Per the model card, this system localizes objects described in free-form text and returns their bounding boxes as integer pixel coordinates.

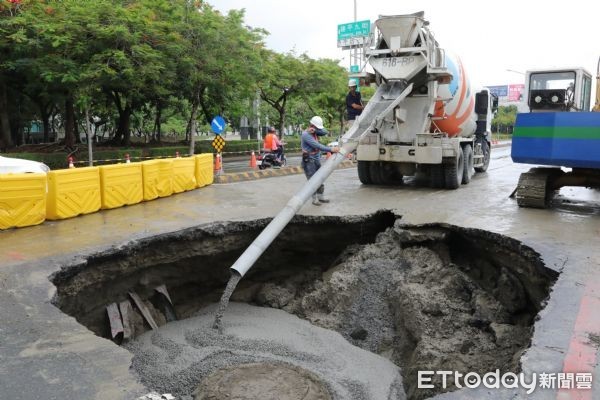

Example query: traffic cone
[175,151,180,158]
[125,153,131,163]
[249,151,257,168]
[214,153,222,172]
[68,156,75,168]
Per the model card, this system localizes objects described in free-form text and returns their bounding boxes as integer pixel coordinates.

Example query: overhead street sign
[337,20,371,48]
[337,20,371,41]
[211,135,225,152]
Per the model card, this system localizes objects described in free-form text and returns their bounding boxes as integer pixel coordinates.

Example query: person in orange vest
[263,126,284,161]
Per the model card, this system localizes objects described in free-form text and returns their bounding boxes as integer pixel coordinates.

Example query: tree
[492,105,517,134]
[176,4,264,148]
[302,58,347,134]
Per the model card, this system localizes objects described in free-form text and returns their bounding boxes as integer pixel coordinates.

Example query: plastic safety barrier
[0,173,47,230]
[46,167,101,220]
[172,157,197,193]
[99,163,143,209]
[195,154,214,187]
[156,159,174,198]
[141,160,160,201]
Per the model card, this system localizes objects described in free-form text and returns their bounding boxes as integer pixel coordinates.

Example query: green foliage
[492,105,518,134]
[9,148,145,169]
[0,0,352,152]
[147,146,190,158]
[195,138,302,154]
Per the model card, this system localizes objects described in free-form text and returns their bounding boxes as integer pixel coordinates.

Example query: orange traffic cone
[68,156,75,168]
[125,153,131,163]
[214,153,222,172]
[249,151,257,168]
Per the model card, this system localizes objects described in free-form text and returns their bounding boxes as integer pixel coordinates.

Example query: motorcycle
[257,149,287,169]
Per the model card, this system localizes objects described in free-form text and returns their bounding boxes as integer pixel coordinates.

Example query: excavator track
[516,168,562,208]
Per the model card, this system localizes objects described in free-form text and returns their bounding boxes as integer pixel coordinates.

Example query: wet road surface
[0,145,599,399]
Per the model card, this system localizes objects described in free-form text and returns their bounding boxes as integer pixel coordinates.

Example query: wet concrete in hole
[195,362,332,400]
[50,212,557,399]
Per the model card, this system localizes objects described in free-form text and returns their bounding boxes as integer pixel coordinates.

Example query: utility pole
[353,0,357,71]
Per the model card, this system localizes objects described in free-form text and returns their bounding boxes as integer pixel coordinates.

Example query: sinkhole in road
[51,211,558,400]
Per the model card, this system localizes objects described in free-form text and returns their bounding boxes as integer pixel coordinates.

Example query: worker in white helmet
[301,116,339,205]
[346,78,364,129]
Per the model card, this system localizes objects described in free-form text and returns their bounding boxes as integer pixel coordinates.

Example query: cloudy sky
[212,0,598,90]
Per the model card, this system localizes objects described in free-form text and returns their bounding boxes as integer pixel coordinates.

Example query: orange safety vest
[263,133,278,151]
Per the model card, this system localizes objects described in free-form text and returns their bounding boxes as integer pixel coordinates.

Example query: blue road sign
[211,115,226,134]
[486,85,508,98]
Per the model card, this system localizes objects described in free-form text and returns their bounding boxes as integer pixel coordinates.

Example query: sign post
[210,116,227,175]
[338,19,371,83]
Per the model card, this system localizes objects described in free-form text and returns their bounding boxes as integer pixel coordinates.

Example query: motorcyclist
[263,126,284,162]
[300,116,339,205]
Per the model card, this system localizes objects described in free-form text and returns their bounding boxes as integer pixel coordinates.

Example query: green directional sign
[337,20,370,41]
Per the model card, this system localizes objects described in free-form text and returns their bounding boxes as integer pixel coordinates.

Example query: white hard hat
[309,116,324,129]
[348,79,357,87]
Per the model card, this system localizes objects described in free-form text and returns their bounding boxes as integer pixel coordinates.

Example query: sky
[212,0,599,90]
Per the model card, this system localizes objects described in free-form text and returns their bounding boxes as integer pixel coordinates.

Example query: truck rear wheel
[430,165,445,188]
[475,139,490,172]
[357,161,372,184]
[462,144,474,184]
[444,147,464,189]
[370,162,384,185]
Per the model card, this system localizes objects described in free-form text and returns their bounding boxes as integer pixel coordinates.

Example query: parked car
[0,156,50,174]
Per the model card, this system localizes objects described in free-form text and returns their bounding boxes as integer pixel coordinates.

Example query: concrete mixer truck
[350,12,498,189]
[220,12,500,289]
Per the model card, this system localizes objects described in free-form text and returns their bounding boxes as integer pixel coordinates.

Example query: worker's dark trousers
[301,158,324,195]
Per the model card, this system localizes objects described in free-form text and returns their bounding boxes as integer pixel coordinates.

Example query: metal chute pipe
[229,145,357,277]
[230,82,413,278]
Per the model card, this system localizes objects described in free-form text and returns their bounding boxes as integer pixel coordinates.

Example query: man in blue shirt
[301,116,339,206]
[346,79,363,128]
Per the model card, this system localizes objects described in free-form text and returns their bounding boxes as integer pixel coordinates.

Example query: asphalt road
[1,144,599,400]
[223,154,302,172]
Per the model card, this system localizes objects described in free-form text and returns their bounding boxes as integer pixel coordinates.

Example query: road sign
[211,115,226,135]
[337,20,370,48]
[211,135,226,152]
[350,65,360,73]
[337,20,370,40]
[486,85,508,98]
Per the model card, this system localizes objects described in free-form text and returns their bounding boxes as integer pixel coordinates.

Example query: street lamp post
[506,69,525,76]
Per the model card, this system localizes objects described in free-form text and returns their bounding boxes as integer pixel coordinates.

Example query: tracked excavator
[511,57,600,208]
